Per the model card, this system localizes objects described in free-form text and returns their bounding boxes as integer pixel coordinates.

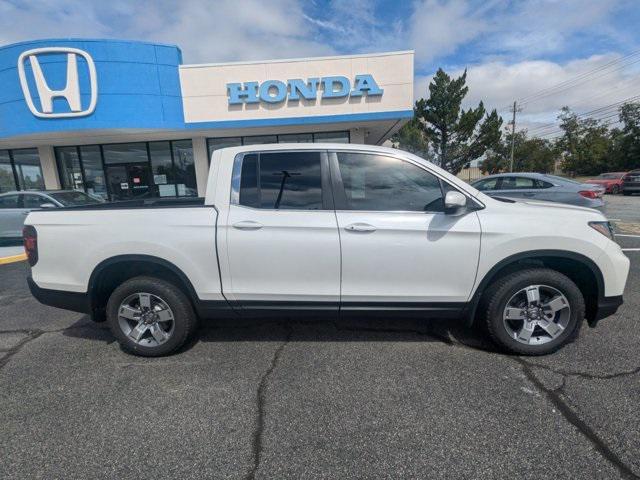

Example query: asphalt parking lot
[1,196,639,479]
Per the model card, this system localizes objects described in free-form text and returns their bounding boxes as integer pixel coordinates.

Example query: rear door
[222,150,340,313]
[330,151,481,311]
[0,194,26,238]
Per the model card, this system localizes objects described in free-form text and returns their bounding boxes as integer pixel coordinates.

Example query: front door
[105,164,152,201]
[0,194,27,238]
[220,150,340,314]
[330,151,481,311]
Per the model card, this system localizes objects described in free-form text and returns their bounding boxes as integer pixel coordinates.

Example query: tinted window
[336,153,445,212]
[238,152,323,210]
[499,177,537,189]
[474,178,499,191]
[49,191,101,206]
[0,194,19,208]
[12,149,44,190]
[22,194,50,208]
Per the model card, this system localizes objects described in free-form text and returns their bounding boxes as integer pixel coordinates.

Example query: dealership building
[0,39,413,200]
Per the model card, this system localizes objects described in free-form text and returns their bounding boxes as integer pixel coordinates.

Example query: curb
[0,253,27,265]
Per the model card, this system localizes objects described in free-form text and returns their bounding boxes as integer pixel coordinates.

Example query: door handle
[523,192,535,197]
[344,223,377,233]
[232,220,263,230]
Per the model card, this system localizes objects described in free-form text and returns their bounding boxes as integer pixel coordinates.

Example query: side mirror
[444,191,467,215]
[39,203,57,209]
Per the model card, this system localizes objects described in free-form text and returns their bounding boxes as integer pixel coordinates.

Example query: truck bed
[55,197,206,211]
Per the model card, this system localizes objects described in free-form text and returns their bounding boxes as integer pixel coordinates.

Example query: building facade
[0,39,413,200]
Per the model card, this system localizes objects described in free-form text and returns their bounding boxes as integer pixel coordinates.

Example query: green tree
[555,107,612,176]
[395,68,503,174]
[390,116,431,160]
[610,103,640,171]
[481,130,555,174]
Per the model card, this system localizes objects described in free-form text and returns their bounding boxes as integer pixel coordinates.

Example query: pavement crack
[514,357,640,480]
[525,361,640,381]
[0,329,44,371]
[246,328,292,480]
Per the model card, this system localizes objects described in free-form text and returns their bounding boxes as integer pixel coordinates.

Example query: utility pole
[509,101,522,172]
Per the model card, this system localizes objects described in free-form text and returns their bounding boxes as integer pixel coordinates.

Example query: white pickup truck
[24,143,629,356]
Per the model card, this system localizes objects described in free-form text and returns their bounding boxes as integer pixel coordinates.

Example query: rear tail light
[23,225,38,266]
[578,190,599,199]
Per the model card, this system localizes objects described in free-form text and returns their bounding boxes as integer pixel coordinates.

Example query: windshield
[49,191,103,206]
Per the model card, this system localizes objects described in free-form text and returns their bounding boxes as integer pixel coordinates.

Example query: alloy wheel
[502,285,571,345]
[117,292,175,347]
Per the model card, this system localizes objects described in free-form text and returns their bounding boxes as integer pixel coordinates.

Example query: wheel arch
[465,250,604,326]
[87,254,200,320]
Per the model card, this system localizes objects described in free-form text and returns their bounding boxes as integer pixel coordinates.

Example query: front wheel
[611,185,620,195]
[106,276,198,356]
[482,268,584,355]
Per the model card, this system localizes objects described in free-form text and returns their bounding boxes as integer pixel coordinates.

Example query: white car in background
[0,190,102,239]
[24,144,629,357]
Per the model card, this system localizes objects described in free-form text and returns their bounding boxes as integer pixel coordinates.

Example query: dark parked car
[584,172,627,194]
[471,173,604,210]
[0,190,103,239]
[622,170,640,196]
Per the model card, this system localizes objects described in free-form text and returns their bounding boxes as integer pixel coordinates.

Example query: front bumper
[27,275,91,314]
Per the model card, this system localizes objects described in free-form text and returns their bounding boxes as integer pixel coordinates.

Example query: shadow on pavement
[62,314,498,354]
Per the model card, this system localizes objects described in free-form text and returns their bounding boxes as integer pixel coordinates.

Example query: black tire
[482,268,584,355]
[611,185,620,195]
[623,191,632,196]
[106,276,198,356]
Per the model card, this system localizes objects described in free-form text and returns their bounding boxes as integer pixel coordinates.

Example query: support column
[192,137,209,197]
[350,127,366,144]
[37,145,60,190]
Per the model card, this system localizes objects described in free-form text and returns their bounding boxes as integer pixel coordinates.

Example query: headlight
[589,221,615,240]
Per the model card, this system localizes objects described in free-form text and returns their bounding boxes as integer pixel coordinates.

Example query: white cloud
[414,54,640,137]
[0,0,334,63]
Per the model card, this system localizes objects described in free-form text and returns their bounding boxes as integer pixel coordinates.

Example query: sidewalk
[0,245,26,264]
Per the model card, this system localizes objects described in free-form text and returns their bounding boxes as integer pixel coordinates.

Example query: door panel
[336,210,481,303]
[225,205,340,304]
[0,194,27,238]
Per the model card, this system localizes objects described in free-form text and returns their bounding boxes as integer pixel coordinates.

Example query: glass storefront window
[149,141,177,197]
[56,146,83,191]
[172,140,197,197]
[80,146,108,200]
[0,151,17,193]
[12,149,44,190]
[313,131,350,143]
[243,135,278,145]
[102,143,148,164]
[207,137,242,159]
[278,133,313,143]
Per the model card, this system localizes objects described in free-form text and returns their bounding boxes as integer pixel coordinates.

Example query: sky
[1,0,639,137]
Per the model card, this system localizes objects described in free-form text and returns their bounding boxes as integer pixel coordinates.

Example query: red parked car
[584,172,627,194]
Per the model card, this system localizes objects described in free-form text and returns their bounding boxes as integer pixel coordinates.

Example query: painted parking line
[616,234,640,238]
[622,248,640,252]
[0,253,27,265]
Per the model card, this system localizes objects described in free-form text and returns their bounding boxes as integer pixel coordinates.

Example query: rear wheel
[106,276,197,356]
[611,185,620,195]
[482,268,584,355]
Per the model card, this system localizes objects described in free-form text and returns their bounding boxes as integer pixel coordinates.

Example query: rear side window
[0,194,19,208]
[335,152,446,212]
[499,177,539,189]
[237,151,324,210]
[22,194,50,208]
[474,178,499,191]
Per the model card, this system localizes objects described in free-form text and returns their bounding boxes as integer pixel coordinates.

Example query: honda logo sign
[17,47,98,118]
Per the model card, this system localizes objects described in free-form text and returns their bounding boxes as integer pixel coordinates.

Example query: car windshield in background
[49,191,102,206]
[598,173,624,179]
[544,174,583,185]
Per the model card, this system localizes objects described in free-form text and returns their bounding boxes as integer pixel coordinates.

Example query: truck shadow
[62,315,498,354]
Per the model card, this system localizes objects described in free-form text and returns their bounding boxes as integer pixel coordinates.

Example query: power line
[517,50,640,105]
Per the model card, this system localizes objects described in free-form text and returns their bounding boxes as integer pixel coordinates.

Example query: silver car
[0,190,103,239]
[471,173,605,210]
